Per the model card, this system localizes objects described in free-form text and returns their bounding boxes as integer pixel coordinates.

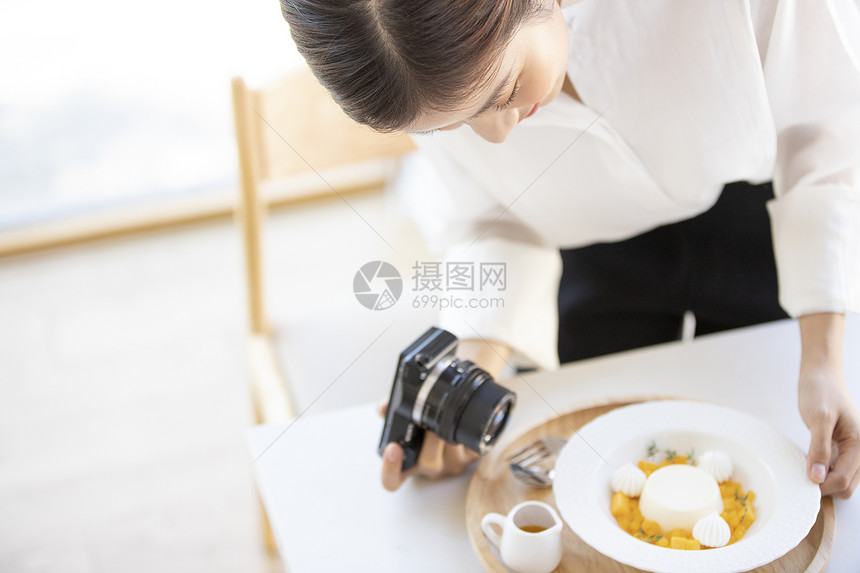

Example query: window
[0,0,303,230]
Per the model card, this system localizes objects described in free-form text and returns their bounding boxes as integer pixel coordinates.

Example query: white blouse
[409,0,860,370]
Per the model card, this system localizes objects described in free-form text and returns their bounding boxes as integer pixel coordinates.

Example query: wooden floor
[0,187,425,572]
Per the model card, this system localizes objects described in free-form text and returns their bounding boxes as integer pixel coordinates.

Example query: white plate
[553,400,820,573]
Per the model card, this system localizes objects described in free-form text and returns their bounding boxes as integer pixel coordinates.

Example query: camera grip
[398,424,425,472]
[379,409,426,472]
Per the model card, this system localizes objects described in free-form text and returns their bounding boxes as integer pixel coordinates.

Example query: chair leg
[259,493,279,555]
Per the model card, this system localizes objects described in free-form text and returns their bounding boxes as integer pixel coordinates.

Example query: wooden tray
[466,397,836,573]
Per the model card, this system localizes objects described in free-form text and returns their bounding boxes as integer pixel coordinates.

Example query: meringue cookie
[697,450,733,483]
[611,462,647,497]
[692,511,731,548]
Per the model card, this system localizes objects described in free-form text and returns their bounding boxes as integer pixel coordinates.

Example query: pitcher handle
[481,513,505,549]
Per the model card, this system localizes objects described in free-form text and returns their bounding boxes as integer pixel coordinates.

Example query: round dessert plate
[553,400,821,573]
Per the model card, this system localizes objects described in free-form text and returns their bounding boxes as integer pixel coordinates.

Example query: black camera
[378,327,516,471]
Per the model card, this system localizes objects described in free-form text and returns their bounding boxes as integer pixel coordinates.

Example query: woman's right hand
[379,400,479,491]
[378,337,512,492]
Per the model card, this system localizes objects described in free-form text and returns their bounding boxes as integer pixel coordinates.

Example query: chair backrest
[254,71,415,179]
[231,66,416,336]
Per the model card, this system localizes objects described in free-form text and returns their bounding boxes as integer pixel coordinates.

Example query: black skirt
[557,180,789,364]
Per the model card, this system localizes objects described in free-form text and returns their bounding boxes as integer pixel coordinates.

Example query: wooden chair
[231,66,418,424]
[231,66,437,554]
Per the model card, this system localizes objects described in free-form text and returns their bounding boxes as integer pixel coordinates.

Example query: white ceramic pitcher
[481,500,563,573]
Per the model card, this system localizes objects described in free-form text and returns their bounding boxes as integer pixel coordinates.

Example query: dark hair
[280,0,547,132]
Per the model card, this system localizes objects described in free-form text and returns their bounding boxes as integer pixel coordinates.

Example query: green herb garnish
[647,441,659,458]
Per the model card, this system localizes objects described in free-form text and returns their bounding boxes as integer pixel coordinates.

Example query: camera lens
[415,358,516,455]
[455,378,515,453]
[483,399,513,447]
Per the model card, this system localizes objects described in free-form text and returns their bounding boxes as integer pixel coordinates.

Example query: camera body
[378,327,516,471]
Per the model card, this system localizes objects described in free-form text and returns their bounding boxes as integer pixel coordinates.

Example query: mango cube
[642,520,662,537]
[610,492,630,517]
[638,461,660,476]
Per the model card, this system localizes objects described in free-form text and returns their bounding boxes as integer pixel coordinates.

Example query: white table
[248,318,860,572]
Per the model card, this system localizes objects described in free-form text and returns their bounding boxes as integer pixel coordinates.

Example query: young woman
[279,0,860,498]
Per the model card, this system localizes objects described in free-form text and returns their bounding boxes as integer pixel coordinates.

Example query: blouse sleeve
[406,135,563,371]
[759,0,860,315]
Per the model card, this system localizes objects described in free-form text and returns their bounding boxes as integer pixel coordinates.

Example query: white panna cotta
[639,464,723,532]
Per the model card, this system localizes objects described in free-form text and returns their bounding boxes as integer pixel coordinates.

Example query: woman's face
[407,0,570,143]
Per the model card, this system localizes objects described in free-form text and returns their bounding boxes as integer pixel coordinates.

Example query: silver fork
[506,437,567,488]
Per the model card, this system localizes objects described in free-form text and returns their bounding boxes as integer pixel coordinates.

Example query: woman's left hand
[798,313,860,498]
